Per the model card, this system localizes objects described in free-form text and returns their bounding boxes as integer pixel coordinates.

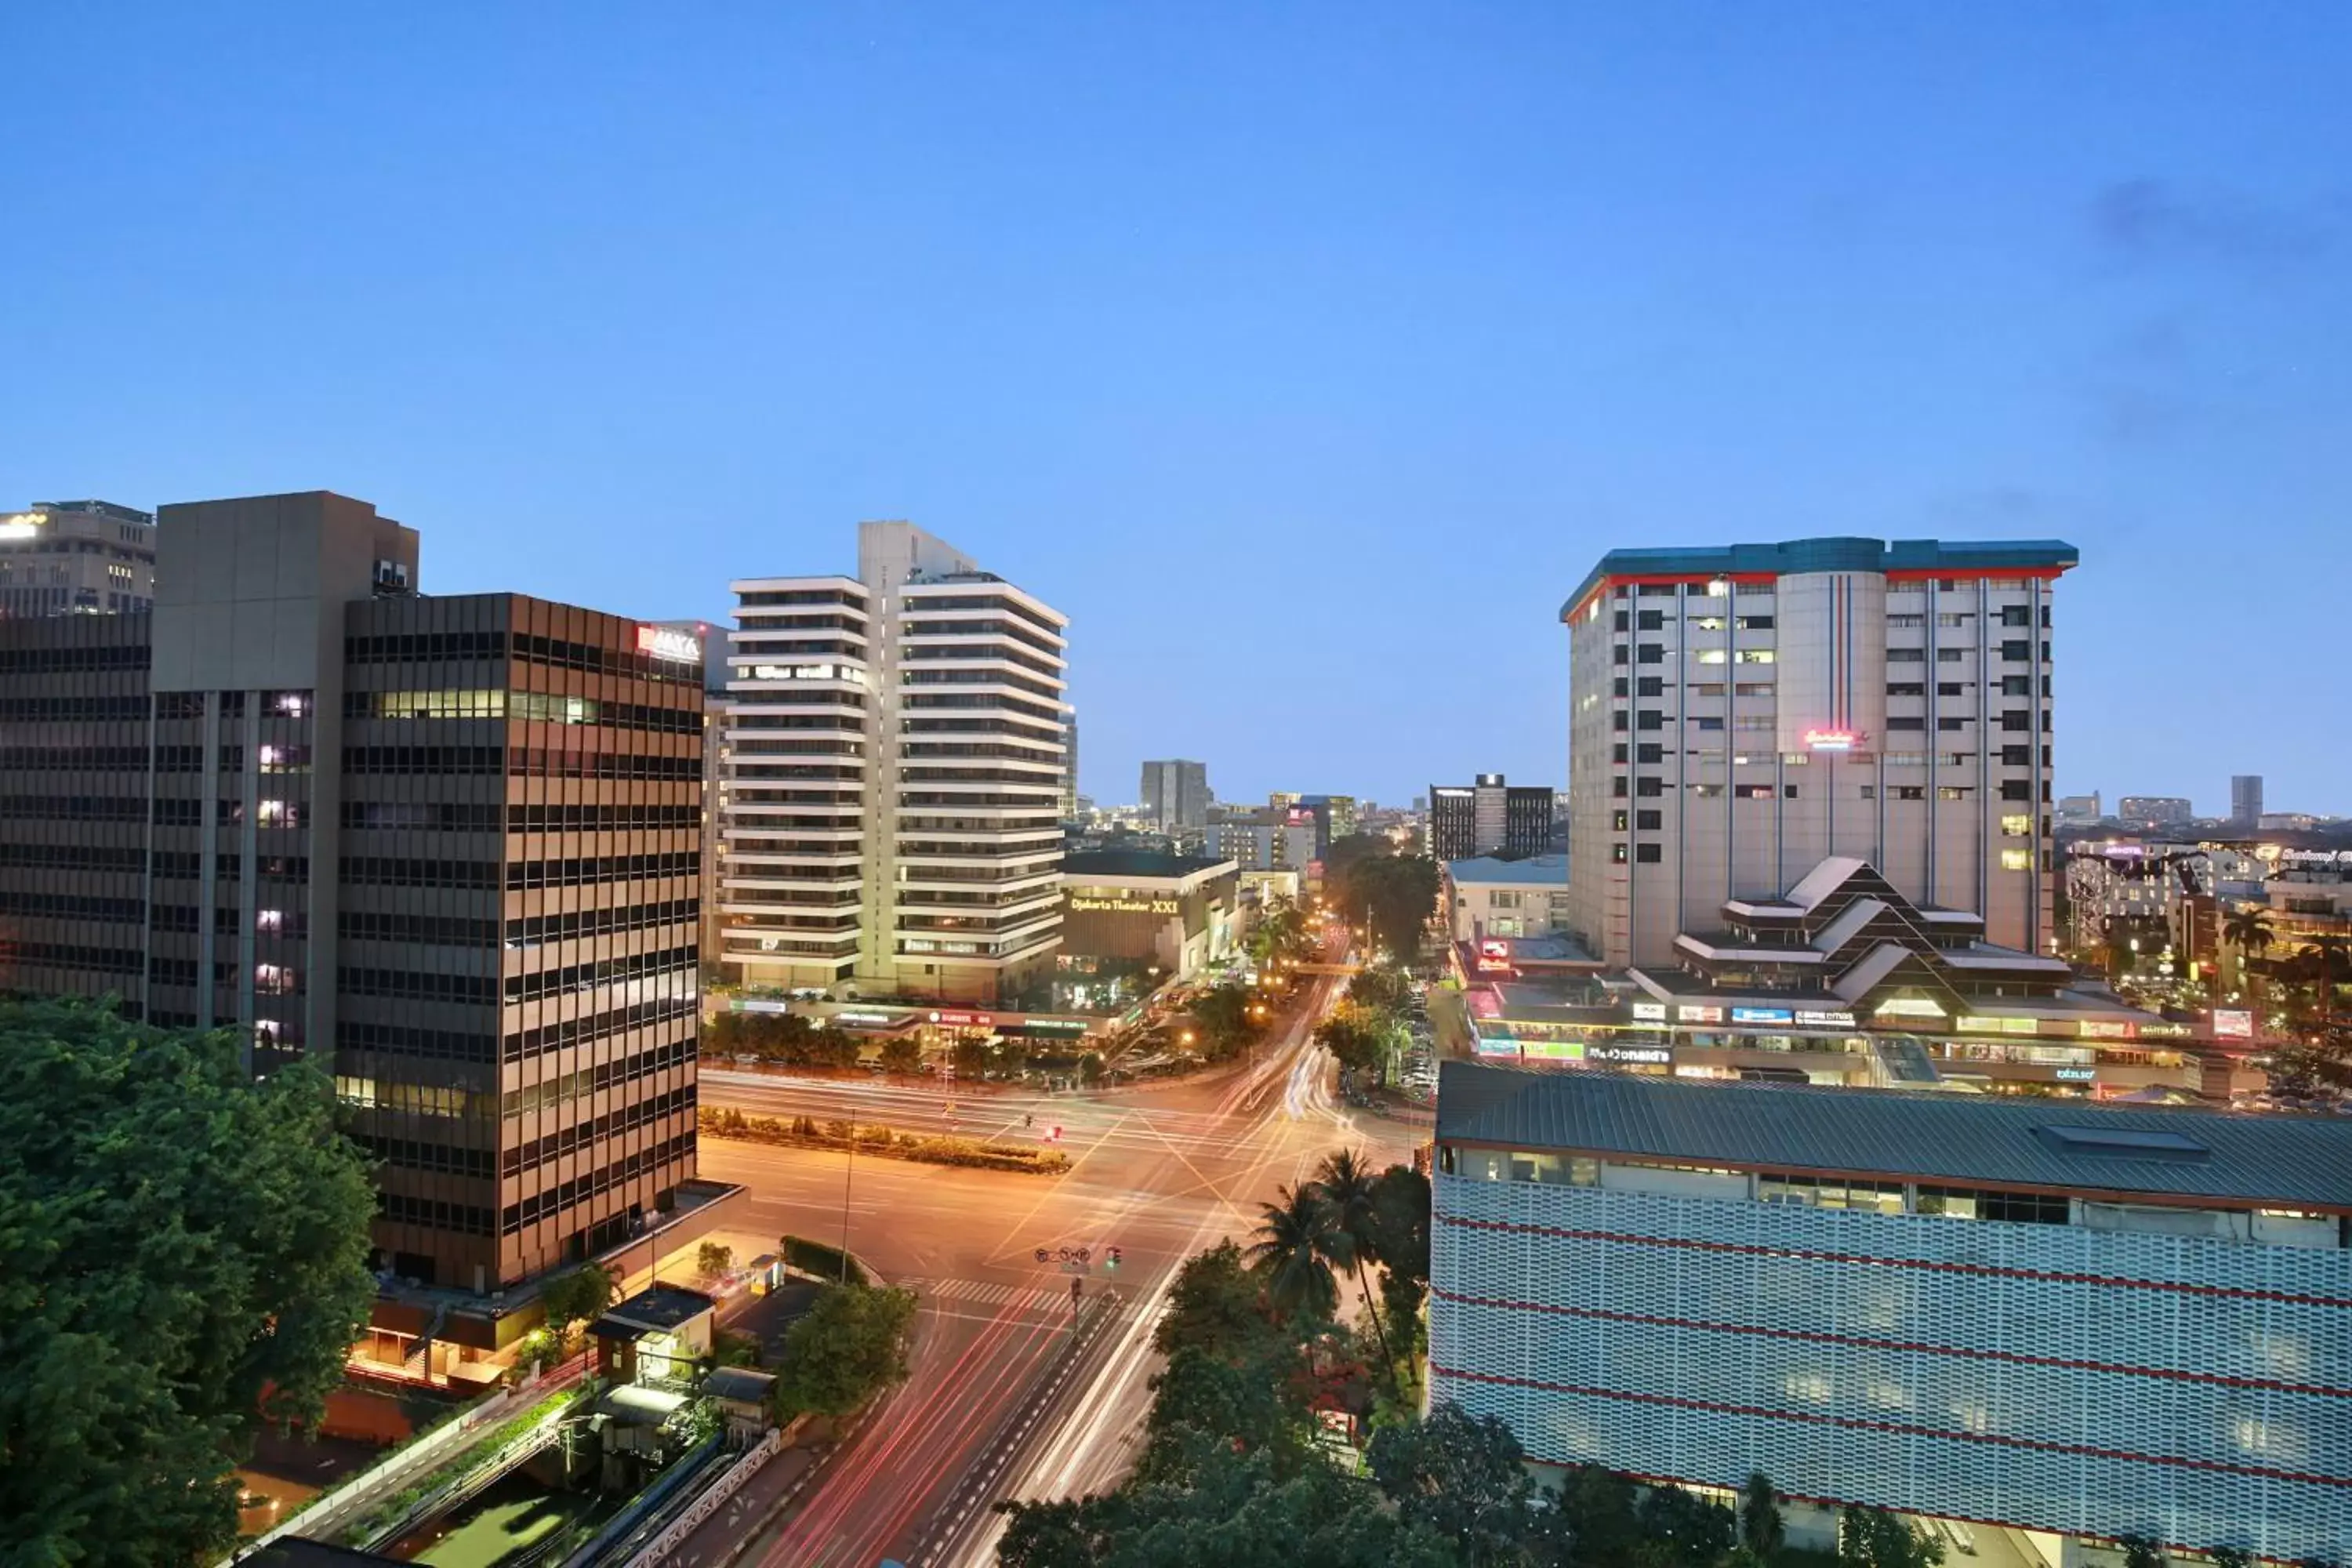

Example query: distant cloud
[2090,180,2342,270]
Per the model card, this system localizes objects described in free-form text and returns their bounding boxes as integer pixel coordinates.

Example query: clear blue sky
[5,4,2347,813]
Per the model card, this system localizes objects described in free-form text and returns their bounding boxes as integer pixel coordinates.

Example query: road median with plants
[698,1106,1072,1174]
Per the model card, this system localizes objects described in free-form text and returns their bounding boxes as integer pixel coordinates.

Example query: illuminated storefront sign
[1474,938,1514,974]
[635,624,701,662]
[1474,1034,1523,1058]
[1730,1007,1795,1025]
[1678,1005,1723,1024]
[2053,1067,2097,1082]
[0,510,45,540]
[1959,1015,2042,1036]
[832,1011,898,1027]
[2078,1019,2132,1040]
[2212,1008,2255,1041]
[1069,895,1180,916]
[1802,728,1857,752]
[1795,1008,1856,1029]
[1588,1044,1671,1066]
[928,1011,995,1029]
[1874,997,1947,1019]
[1521,1039,1585,1062]
[1630,1002,1668,1022]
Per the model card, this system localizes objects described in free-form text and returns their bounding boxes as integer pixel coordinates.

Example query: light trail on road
[685,940,1428,1568]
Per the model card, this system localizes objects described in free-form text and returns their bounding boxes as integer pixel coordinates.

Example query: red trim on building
[1437,1212,2352,1309]
[1432,1287,2352,1399]
[1429,1363,2352,1490]
[1884,566,2069,583]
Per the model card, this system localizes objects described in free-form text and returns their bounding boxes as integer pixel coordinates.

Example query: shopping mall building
[1430,1062,2352,1563]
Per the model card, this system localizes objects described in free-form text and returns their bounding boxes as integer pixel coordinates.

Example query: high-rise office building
[720,521,1068,1004]
[0,491,702,1293]
[2118,796,2194,828]
[1060,713,1080,820]
[0,499,158,618]
[1428,773,1554,861]
[1563,537,2074,968]
[2231,774,2263,829]
[1139,758,1210,831]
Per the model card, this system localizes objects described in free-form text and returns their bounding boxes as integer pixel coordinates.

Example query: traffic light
[1105,1245,1122,1270]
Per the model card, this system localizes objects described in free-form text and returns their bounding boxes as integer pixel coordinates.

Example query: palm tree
[1246,1184,1338,1322]
[1312,1149,1396,1373]
[2223,906,2277,1019]
[2302,934,2352,1025]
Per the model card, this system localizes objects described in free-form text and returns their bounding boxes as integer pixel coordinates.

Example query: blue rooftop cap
[1563,536,2079,619]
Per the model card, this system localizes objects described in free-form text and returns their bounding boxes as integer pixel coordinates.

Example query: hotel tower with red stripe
[1563,538,2074,968]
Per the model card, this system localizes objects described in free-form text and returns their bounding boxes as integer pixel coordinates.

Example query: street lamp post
[838,1123,856,1284]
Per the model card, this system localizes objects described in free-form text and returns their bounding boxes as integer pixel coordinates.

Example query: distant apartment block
[2118,796,2195,828]
[2230,774,2263,828]
[1429,773,1554,861]
[719,522,1068,1004]
[1140,758,1210,831]
[0,499,157,617]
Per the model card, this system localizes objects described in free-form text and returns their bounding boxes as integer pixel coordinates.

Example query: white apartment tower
[720,522,1069,1003]
[1564,537,2075,968]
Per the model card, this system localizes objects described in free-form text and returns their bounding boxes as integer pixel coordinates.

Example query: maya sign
[1802,728,1858,752]
[636,624,702,662]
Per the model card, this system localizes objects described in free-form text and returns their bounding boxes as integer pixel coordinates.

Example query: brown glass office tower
[0,492,700,1294]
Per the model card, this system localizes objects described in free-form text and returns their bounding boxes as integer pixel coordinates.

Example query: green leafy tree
[541,1261,616,1330]
[1740,1472,1786,1560]
[1152,1240,1273,1360]
[2114,1537,2165,1568]
[880,1035,923,1074]
[953,1035,993,1079]
[1346,964,1414,1014]
[1077,1050,1105,1085]
[1315,1001,1394,1081]
[1134,1342,1318,1485]
[697,1240,735,1278]
[769,1283,918,1419]
[1311,1149,1396,1373]
[1838,1504,1947,1568]
[1247,1184,1340,1322]
[1189,981,1261,1058]
[1637,1482,1737,1568]
[0,1000,378,1564]
[2206,1548,2252,1568]
[1367,1402,1534,1566]
[1533,1463,1644,1566]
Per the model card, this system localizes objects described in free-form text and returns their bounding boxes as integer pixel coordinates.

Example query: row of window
[335,746,702,782]
[0,794,144,822]
[506,945,695,1004]
[354,1133,495,1180]
[0,940,140,974]
[343,630,703,686]
[350,688,699,735]
[336,851,700,891]
[503,1085,695,1178]
[500,1132,691,1236]
[0,696,149,723]
[0,642,149,674]
[0,891,144,924]
[0,843,147,873]
[377,1189,495,1238]
[502,1036,695,1118]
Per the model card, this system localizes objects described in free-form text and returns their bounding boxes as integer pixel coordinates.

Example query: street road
[672,956,1426,1568]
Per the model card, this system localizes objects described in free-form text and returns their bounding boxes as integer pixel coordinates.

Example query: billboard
[2211,1008,2255,1042]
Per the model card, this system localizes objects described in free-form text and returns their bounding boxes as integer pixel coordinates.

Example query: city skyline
[7,7,2350,809]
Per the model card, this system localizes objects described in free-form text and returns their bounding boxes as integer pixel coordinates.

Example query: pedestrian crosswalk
[908,1276,1083,1315]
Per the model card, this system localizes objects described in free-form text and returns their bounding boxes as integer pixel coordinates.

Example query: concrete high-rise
[1139,759,1210,831]
[0,491,702,1293]
[2231,774,2263,829]
[1428,773,1554,861]
[720,522,1069,1004]
[0,499,158,617]
[1563,537,2074,968]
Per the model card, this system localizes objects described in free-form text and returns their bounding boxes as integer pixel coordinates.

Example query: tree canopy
[0,999,379,1564]
[769,1283,918,1420]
